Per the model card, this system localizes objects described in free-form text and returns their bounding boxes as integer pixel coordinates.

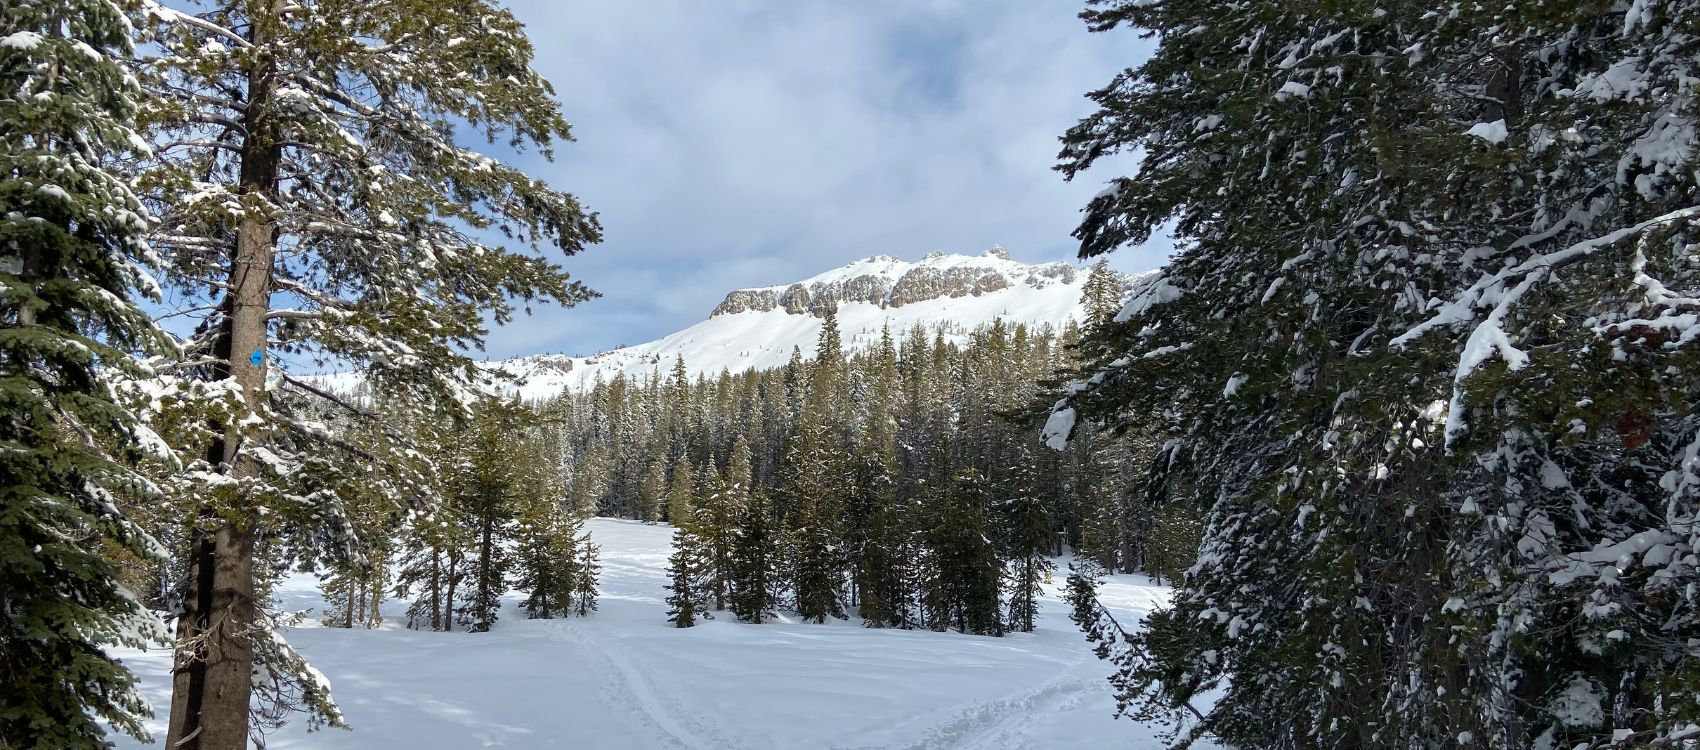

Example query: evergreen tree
[920,470,1003,636]
[317,478,395,629]
[638,459,667,524]
[999,456,1053,634]
[514,497,578,620]
[570,534,600,617]
[664,526,710,628]
[666,454,697,526]
[787,492,846,624]
[852,327,906,627]
[134,0,600,741]
[728,491,778,623]
[1079,259,1123,333]
[1049,0,1700,746]
[1143,499,1201,587]
[396,511,463,631]
[695,450,744,611]
[455,401,542,633]
[567,439,612,516]
[0,1,171,745]
[781,308,851,622]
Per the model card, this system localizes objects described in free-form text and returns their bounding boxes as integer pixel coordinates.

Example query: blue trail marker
[250,350,264,366]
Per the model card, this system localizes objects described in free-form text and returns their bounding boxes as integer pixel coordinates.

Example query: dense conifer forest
[6,0,1700,748]
[541,282,1199,633]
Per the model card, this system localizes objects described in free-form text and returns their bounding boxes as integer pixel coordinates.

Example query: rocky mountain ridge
[710,248,1078,317]
[314,248,1104,400]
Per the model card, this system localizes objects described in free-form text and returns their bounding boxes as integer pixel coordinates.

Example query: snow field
[111,518,1201,749]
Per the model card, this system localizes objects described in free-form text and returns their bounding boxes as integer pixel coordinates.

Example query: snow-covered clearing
[111,518,1201,749]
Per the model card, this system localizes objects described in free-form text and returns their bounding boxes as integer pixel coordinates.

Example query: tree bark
[444,551,459,632]
[474,503,495,631]
[430,549,442,630]
[345,579,357,628]
[167,4,282,745]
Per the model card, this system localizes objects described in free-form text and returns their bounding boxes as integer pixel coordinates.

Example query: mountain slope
[313,248,1105,400]
[491,248,1093,399]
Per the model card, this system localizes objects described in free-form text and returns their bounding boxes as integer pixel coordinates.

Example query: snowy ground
[111,518,1208,749]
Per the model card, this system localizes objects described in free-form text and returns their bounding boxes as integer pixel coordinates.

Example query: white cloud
[486,0,1165,358]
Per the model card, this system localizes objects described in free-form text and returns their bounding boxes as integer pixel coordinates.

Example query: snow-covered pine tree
[664,354,690,458]
[395,481,470,632]
[695,440,749,611]
[666,454,697,526]
[131,0,599,742]
[0,1,172,745]
[782,345,807,422]
[567,436,613,515]
[920,469,1003,636]
[456,399,551,632]
[728,490,778,623]
[1382,6,1700,745]
[786,479,846,623]
[1079,259,1123,333]
[310,400,422,630]
[999,454,1053,634]
[1047,0,1700,746]
[852,326,907,628]
[316,476,394,628]
[1062,430,1119,571]
[638,459,666,524]
[514,494,575,620]
[664,525,710,628]
[782,308,851,622]
[570,532,600,617]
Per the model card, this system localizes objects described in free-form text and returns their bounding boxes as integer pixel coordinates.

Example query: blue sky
[473,0,1169,360]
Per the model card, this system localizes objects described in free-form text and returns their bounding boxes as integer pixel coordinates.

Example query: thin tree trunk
[475,506,494,631]
[166,5,282,744]
[430,549,442,630]
[366,567,383,628]
[444,551,459,632]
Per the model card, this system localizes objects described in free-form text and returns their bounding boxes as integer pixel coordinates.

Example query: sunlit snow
[109,518,1206,749]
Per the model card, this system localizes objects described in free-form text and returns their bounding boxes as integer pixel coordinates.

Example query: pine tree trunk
[346,579,357,628]
[1119,513,1138,575]
[367,568,383,628]
[476,512,494,631]
[430,549,442,630]
[167,10,281,743]
[444,551,459,632]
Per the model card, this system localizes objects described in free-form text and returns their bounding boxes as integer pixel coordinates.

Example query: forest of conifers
[7,0,1700,748]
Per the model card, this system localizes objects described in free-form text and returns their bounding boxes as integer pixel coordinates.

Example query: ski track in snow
[108,518,1205,749]
[882,676,1105,750]
[542,622,731,750]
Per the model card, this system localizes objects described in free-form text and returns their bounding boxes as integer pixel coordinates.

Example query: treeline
[539,262,1201,634]
[1050,1,1700,748]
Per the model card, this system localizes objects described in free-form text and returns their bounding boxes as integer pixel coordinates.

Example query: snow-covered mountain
[318,248,1097,400]
[496,248,1091,398]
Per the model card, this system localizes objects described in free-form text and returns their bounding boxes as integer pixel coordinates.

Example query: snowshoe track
[545,623,744,750]
[838,673,1103,750]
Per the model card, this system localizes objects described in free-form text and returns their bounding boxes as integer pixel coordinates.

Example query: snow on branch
[1659,426,1700,540]
[1042,343,1193,451]
[1390,205,1700,445]
[139,1,253,50]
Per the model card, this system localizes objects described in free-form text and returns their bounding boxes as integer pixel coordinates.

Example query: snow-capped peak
[711,248,1079,318]
[318,249,1102,400]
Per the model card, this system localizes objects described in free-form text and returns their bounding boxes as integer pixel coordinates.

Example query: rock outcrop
[709,248,1079,318]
